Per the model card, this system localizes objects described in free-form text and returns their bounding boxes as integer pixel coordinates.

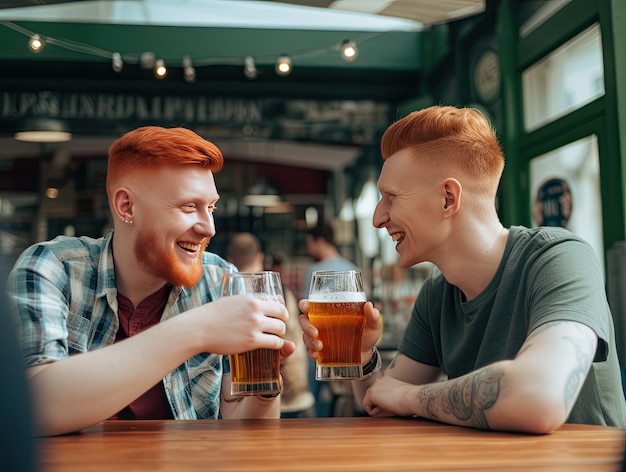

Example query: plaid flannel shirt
[6,231,235,420]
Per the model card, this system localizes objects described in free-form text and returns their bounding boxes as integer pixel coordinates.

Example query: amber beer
[229,291,283,396]
[222,272,284,397]
[308,291,367,380]
[229,347,281,396]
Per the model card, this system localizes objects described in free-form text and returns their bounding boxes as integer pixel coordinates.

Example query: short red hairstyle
[380,106,504,189]
[106,126,224,199]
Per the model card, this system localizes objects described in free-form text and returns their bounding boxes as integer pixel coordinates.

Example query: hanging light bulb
[28,34,44,53]
[45,187,59,199]
[341,39,358,62]
[275,54,292,76]
[182,55,196,83]
[112,52,123,73]
[154,59,167,79]
[244,56,257,79]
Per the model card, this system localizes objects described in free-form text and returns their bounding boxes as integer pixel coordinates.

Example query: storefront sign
[0,91,390,144]
[533,178,572,228]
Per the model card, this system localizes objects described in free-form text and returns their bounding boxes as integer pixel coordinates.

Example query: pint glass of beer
[222,271,284,396]
[308,270,367,380]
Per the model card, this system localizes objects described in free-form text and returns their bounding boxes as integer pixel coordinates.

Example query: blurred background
[1,0,625,368]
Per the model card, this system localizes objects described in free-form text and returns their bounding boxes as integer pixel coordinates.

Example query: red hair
[381,106,504,185]
[106,126,224,197]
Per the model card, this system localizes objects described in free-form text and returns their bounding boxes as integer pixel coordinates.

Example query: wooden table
[39,417,626,471]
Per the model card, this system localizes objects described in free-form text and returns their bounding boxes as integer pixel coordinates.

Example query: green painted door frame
[498,0,626,261]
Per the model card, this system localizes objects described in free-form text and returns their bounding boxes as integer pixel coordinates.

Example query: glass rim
[226,270,280,277]
[311,269,362,276]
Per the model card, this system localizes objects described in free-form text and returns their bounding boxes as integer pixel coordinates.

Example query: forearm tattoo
[417,368,504,430]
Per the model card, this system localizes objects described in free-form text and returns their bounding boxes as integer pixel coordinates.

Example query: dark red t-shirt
[109,284,174,420]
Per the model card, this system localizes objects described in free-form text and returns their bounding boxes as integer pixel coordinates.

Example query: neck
[439,221,508,302]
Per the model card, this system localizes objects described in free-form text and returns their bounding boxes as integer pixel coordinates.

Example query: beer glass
[308,270,367,380]
[221,271,284,396]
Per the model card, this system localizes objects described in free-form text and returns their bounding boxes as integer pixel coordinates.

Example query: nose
[372,199,388,229]
[194,209,216,238]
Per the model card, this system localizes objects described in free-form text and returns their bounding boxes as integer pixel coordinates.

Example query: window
[529,135,604,272]
[522,24,604,131]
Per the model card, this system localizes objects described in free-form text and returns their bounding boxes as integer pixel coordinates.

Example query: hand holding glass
[221,271,284,396]
[308,270,367,380]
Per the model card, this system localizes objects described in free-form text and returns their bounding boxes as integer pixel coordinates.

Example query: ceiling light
[45,187,59,199]
[264,202,293,214]
[242,179,283,207]
[341,40,358,62]
[155,59,167,79]
[276,55,292,76]
[14,119,72,143]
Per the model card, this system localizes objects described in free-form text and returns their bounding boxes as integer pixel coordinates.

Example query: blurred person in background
[227,232,315,418]
[299,105,626,432]
[6,126,294,437]
[301,223,360,300]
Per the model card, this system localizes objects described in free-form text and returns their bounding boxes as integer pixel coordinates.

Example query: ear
[442,178,462,218]
[111,187,134,224]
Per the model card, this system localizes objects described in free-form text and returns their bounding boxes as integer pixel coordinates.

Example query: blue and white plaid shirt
[6,231,235,420]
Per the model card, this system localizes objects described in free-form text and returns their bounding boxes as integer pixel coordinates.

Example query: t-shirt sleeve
[526,237,611,362]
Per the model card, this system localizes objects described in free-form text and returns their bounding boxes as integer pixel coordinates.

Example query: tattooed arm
[362,320,597,434]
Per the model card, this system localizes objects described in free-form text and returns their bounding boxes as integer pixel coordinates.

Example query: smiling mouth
[178,241,202,253]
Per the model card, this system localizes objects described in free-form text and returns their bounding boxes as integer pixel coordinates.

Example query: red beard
[135,229,207,288]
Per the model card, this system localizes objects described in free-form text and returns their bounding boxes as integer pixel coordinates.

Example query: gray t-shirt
[399,225,626,427]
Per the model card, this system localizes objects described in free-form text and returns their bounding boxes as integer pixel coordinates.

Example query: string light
[340,39,358,62]
[154,59,167,78]
[112,52,123,72]
[182,55,195,83]
[244,56,257,79]
[275,54,291,76]
[1,21,379,83]
[28,33,44,53]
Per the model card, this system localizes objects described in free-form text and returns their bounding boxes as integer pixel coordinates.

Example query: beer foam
[309,291,366,303]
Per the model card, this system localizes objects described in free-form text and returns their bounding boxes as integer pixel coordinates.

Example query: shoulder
[13,234,108,270]
[504,225,602,282]
[507,225,597,266]
[509,225,590,249]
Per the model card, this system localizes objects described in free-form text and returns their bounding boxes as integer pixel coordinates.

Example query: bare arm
[28,295,292,436]
[362,320,597,433]
[352,350,441,407]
